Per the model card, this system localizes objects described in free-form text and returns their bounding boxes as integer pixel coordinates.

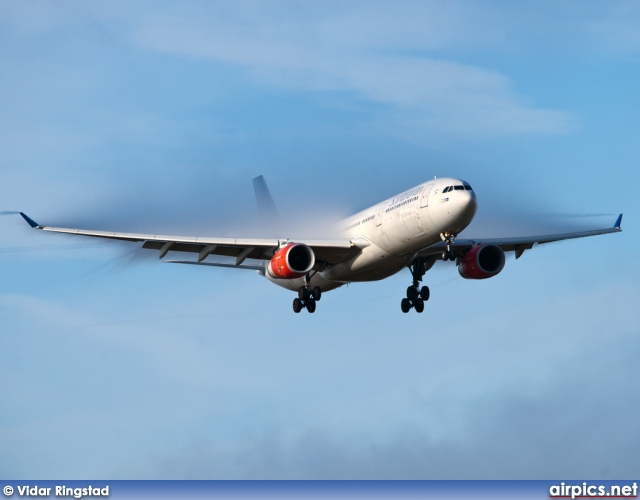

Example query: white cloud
[134,1,574,140]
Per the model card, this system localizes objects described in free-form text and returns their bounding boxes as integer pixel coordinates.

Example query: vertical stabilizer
[253,175,281,229]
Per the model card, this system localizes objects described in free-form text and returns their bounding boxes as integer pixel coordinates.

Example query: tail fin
[252,175,281,229]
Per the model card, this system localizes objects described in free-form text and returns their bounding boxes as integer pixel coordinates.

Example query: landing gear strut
[293,274,322,314]
[401,258,432,313]
[441,232,457,262]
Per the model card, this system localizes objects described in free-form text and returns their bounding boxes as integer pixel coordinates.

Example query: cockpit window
[454,185,464,191]
[463,183,472,191]
[442,186,450,193]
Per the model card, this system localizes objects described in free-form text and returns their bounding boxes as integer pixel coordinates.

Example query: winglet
[20,212,41,228]
[614,214,623,229]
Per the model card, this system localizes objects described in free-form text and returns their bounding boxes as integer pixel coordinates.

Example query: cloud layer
[134,1,574,140]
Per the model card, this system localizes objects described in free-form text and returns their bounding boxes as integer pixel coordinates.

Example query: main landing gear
[401,258,431,313]
[293,275,322,314]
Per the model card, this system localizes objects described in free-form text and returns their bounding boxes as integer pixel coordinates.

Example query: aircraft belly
[320,243,412,282]
[263,272,344,293]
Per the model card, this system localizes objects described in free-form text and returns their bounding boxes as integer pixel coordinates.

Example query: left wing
[419,214,623,260]
[19,213,361,266]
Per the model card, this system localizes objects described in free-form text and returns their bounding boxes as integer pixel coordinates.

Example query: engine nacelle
[458,244,505,280]
[267,243,315,279]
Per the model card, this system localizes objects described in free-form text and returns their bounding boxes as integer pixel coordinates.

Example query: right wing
[418,214,623,260]
[19,212,361,266]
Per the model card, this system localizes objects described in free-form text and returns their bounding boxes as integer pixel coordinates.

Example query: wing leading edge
[18,212,360,266]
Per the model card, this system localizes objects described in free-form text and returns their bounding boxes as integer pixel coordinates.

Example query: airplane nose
[429,184,477,235]
[458,190,478,218]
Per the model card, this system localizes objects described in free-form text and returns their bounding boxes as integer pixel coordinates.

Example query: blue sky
[1,1,639,479]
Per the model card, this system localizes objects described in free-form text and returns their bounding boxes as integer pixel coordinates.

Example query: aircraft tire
[406,286,418,301]
[442,250,449,261]
[420,286,430,301]
[401,298,411,313]
[293,298,303,313]
[449,251,457,261]
[307,299,316,313]
[298,286,310,301]
[414,298,425,313]
[312,286,322,301]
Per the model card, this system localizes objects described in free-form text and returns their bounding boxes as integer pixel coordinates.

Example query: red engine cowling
[267,243,315,279]
[458,244,505,279]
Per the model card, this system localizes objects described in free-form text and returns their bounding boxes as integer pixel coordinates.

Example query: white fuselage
[265,177,478,292]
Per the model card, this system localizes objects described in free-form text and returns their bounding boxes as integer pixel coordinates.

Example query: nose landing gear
[441,232,458,261]
[401,257,433,313]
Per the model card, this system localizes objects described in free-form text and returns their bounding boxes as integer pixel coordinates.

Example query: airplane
[19,176,622,314]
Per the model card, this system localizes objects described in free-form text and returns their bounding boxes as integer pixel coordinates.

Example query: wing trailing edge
[165,260,265,271]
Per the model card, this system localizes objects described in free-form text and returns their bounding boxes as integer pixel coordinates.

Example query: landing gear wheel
[442,250,450,261]
[401,298,411,313]
[293,275,321,313]
[298,286,310,301]
[306,299,316,313]
[293,298,303,313]
[449,250,457,261]
[403,257,434,314]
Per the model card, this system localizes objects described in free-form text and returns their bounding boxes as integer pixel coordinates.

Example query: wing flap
[140,240,275,260]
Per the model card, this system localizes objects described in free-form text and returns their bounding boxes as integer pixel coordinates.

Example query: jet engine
[267,243,315,279]
[458,244,505,279]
